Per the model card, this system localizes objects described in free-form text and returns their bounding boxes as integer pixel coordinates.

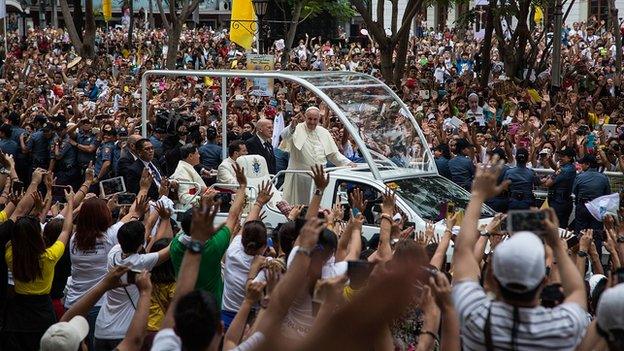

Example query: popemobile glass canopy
[141,70,437,180]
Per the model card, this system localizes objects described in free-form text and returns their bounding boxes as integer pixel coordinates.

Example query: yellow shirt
[0,210,7,223]
[147,282,176,331]
[5,241,65,295]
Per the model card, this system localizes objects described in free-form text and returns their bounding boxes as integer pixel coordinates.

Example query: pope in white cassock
[281,106,354,205]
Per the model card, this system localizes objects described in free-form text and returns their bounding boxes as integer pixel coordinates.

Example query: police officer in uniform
[69,119,98,174]
[503,148,539,210]
[94,125,120,183]
[149,127,166,160]
[541,147,577,227]
[448,138,475,191]
[51,122,78,188]
[5,112,30,183]
[0,124,18,156]
[26,122,55,173]
[485,147,510,213]
[573,154,611,244]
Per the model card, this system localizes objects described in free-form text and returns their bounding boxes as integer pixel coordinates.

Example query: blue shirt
[448,155,474,190]
[503,165,539,198]
[435,157,452,179]
[149,135,164,158]
[94,140,118,179]
[199,142,223,170]
[27,130,54,167]
[550,163,576,198]
[572,169,611,201]
[54,135,77,171]
[76,130,98,165]
[0,138,18,156]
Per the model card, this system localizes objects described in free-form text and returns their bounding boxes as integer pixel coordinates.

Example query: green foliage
[296,0,355,22]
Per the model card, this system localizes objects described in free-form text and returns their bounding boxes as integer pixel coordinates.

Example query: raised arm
[222,281,265,350]
[542,208,587,310]
[430,213,458,269]
[247,180,273,222]
[55,190,75,246]
[10,168,46,221]
[225,162,247,234]
[376,189,395,262]
[453,163,509,282]
[115,271,153,351]
[306,164,329,219]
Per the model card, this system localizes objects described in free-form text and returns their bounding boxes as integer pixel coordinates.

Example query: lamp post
[252,0,268,53]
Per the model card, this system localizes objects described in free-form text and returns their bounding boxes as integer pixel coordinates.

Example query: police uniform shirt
[504,166,540,198]
[550,163,576,199]
[27,131,54,167]
[149,135,164,158]
[198,142,223,170]
[0,138,18,156]
[572,169,611,201]
[448,155,475,189]
[54,135,77,171]
[76,130,98,165]
[95,141,117,179]
[10,126,26,146]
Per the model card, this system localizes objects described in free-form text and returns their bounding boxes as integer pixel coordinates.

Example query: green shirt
[170,226,231,308]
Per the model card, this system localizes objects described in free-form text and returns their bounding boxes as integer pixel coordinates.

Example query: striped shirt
[452,280,589,351]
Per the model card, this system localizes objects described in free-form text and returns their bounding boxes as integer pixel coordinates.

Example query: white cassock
[170,160,207,210]
[281,123,350,205]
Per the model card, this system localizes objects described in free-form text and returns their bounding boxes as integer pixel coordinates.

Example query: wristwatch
[296,247,312,256]
[186,240,204,254]
[314,188,323,196]
[480,231,491,237]
[617,235,624,243]
[577,250,588,257]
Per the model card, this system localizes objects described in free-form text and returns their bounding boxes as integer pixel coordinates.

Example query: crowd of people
[0,12,622,351]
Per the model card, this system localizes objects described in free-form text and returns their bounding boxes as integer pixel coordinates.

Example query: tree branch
[155,0,171,29]
[377,0,385,27]
[393,0,420,43]
[352,0,388,43]
[391,0,398,36]
[179,0,201,25]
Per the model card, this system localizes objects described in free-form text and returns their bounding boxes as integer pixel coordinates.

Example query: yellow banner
[230,0,255,50]
[102,0,112,22]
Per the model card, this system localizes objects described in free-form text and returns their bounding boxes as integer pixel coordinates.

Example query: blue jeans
[221,309,238,330]
[87,306,101,351]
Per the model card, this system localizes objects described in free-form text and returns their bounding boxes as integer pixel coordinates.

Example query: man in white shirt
[217,140,247,184]
[466,93,485,127]
[452,165,589,351]
[94,221,170,349]
[170,144,208,209]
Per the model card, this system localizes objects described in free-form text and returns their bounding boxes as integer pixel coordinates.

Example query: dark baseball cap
[578,154,597,166]
[489,147,507,161]
[455,138,473,153]
[557,147,576,158]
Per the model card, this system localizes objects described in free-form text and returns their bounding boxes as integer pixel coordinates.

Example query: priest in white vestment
[281,106,354,205]
[170,144,208,210]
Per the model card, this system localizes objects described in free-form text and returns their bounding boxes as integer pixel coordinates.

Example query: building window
[589,0,609,22]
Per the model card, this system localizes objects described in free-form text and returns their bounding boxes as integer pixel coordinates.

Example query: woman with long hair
[63,197,119,349]
[3,192,74,351]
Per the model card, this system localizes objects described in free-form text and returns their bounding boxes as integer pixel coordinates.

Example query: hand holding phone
[507,210,546,235]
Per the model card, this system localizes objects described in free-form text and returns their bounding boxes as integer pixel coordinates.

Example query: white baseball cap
[40,315,89,351]
[492,231,546,293]
[596,284,624,338]
[589,274,607,299]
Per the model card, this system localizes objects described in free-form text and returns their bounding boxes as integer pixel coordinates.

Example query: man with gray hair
[281,106,354,204]
[466,93,485,127]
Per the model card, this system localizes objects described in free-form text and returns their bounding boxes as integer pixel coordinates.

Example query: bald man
[280,106,354,205]
[116,134,142,177]
[245,119,276,174]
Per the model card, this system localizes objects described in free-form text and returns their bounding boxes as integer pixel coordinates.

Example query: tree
[277,0,354,65]
[155,0,201,69]
[352,0,424,87]
[59,0,96,58]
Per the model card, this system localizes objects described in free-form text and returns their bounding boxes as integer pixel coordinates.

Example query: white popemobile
[140,70,495,238]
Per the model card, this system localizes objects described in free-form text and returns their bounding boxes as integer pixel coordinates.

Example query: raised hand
[155,201,172,219]
[30,192,45,216]
[134,270,153,293]
[102,266,131,289]
[190,192,223,243]
[299,217,325,250]
[85,162,95,183]
[256,180,274,206]
[380,188,395,215]
[158,178,171,198]
[579,229,593,251]
[139,168,153,191]
[428,271,453,308]
[232,162,247,187]
[541,208,561,248]
[349,188,368,215]
[310,164,330,191]
[245,281,266,304]
[471,162,510,200]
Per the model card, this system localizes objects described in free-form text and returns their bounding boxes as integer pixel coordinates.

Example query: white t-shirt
[280,247,347,339]
[94,244,159,339]
[222,235,254,312]
[64,222,124,308]
[452,280,590,350]
[150,328,265,351]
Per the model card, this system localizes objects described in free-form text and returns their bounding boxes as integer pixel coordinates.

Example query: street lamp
[252,0,269,53]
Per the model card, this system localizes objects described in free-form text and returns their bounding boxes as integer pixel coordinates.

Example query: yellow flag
[534,6,543,24]
[230,0,255,50]
[102,0,112,22]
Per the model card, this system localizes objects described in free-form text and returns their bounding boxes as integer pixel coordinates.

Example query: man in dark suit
[245,119,276,174]
[125,138,165,200]
[116,134,141,177]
